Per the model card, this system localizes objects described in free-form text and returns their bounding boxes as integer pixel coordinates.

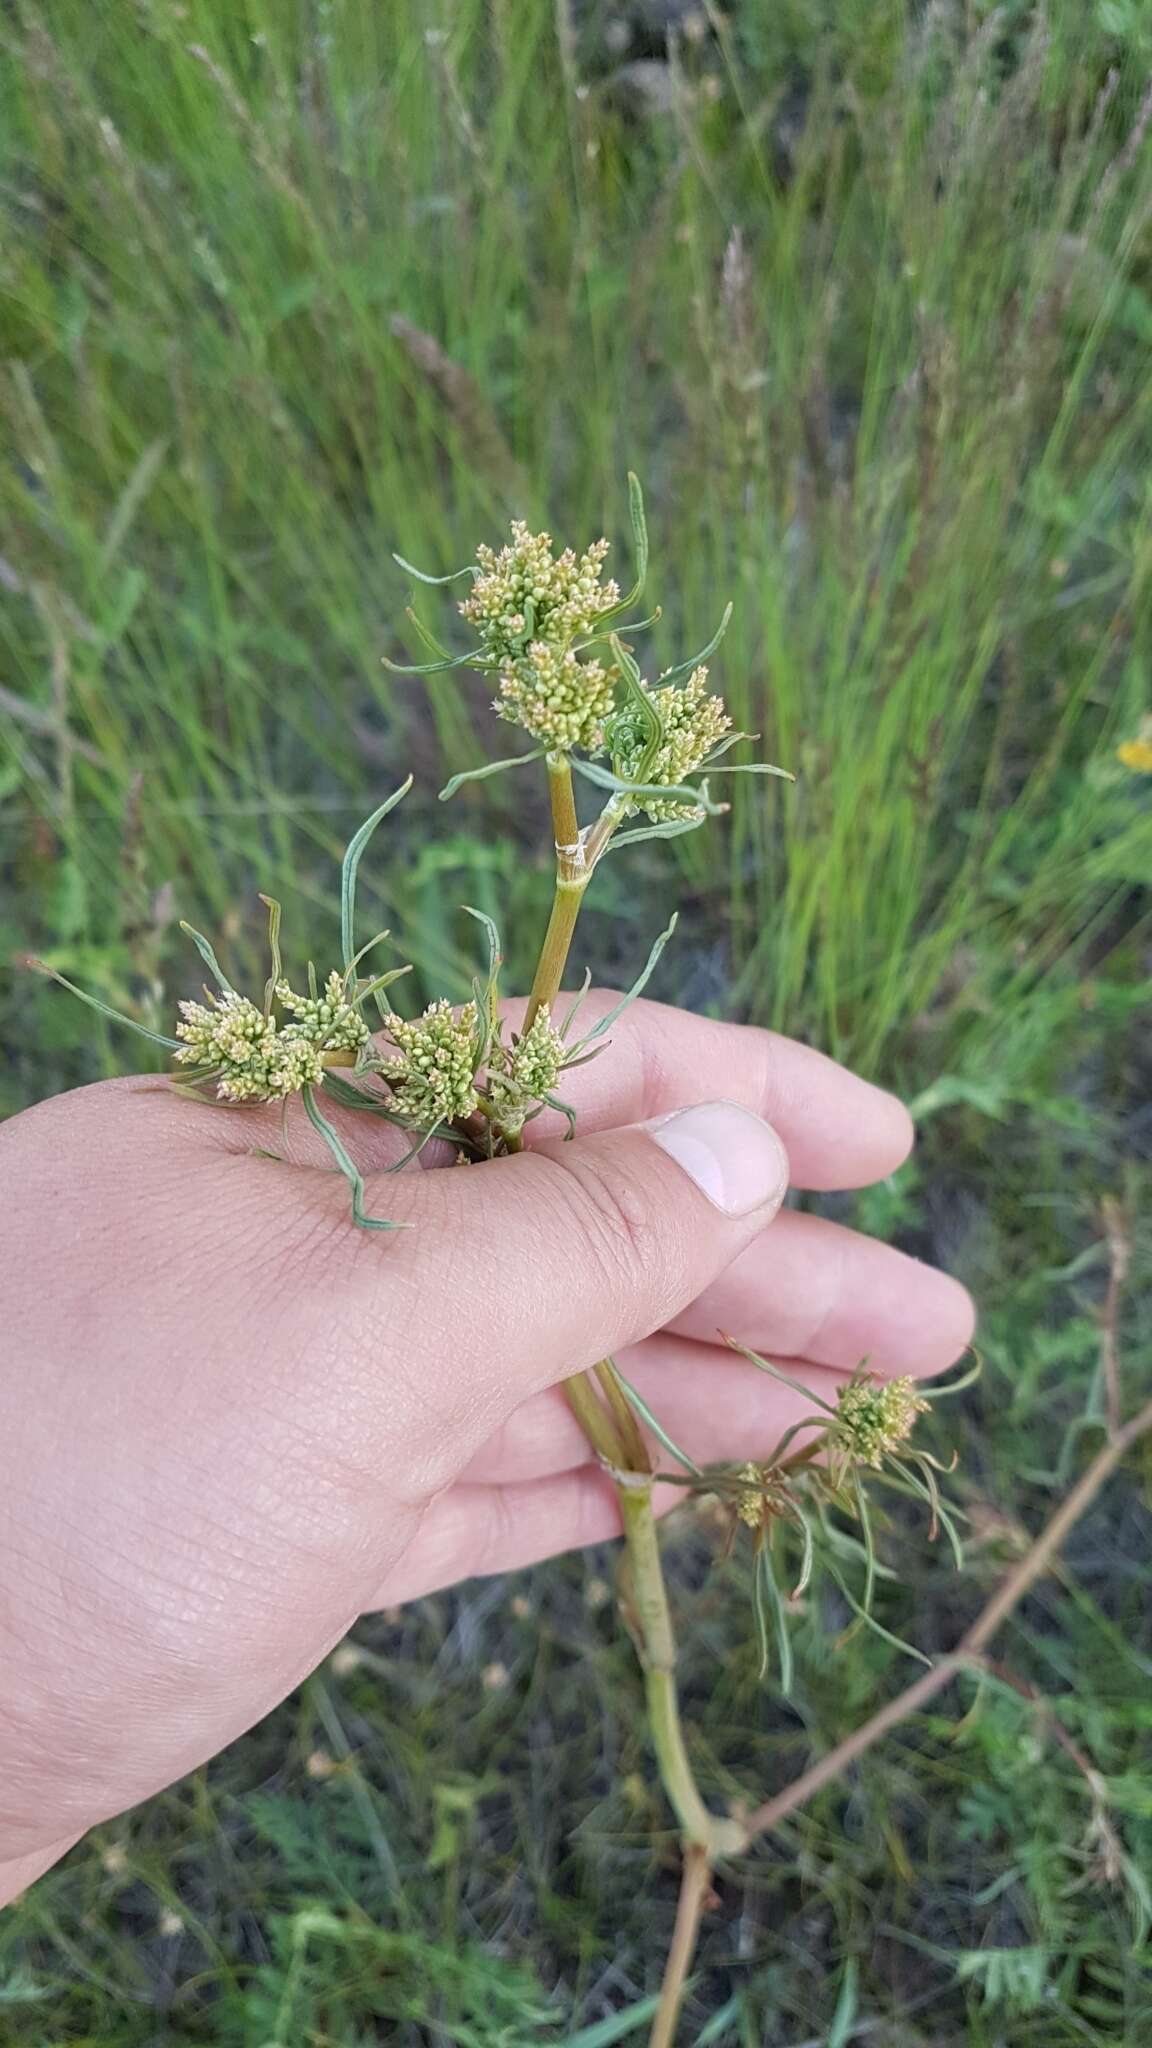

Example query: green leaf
[611,1363,703,1475]
[657,601,734,689]
[439,748,545,801]
[392,552,475,586]
[180,920,235,994]
[259,894,283,1016]
[827,1957,860,2048]
[301,1084,406,1231]
[703,761,795,781]
[28,960,181,1050]
[601,814,710,853]
[381,647,492,677]
[340,777,413,969]
[590,471,651,627]
[574,915,677,1046]
[564,1995,662,2047]
[724,1338,840,1416]
[571,754,725,812]
[754,1540,793,1693]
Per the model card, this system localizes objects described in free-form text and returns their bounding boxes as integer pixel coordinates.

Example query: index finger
[515,993,913,1190]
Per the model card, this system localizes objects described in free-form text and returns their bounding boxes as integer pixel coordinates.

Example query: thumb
[397,1101,789,1405]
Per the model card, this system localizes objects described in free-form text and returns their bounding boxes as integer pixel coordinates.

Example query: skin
[0,994,973,1903]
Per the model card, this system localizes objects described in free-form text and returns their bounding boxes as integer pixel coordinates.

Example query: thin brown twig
[648,1844,714,2048]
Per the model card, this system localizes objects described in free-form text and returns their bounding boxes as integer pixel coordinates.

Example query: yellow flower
[1116,736,1152,774]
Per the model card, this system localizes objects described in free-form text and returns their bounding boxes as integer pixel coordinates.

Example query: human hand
[0,996,972,1899]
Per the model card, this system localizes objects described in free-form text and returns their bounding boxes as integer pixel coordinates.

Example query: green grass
[1,0,1151,2040]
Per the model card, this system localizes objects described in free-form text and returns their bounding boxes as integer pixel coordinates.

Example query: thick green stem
[524,876,588,1028]
[523,755,590,1029]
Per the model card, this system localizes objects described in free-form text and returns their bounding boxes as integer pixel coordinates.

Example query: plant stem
[520,752,732,2043]
[617,1481,742,1857]
[524,755,589,1028]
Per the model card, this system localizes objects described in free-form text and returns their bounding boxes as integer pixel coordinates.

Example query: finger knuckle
[546,1147,670,1302]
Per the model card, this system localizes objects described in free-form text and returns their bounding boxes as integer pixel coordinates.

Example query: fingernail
[647,1100,789,1218]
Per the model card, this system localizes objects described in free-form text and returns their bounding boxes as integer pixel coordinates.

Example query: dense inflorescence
[832,1375,930,1470]
[486,1007,568,1133]
[381,998,481,1126]
[459,523,621,752]
[610,666,732,821]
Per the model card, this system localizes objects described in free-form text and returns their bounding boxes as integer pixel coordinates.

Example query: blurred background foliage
[0,1,1150,2041]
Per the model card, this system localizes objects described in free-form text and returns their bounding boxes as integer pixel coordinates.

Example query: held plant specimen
[36,485,1151,2045]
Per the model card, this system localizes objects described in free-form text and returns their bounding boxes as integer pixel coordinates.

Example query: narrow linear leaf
[571,754,724,812]
[602,815,710,853]
[920,1352,984,1400]
[28,960,181,1050]
[381,648,492,677]
[657,601,734,689]
[611,1364,703,1475]
[301,1083,406,1231]
[758,1542,794,1694]
[392,552,474,586]
[179,920,235,994]
[542,1091,578,1138]
[259,894,282,1016]
[825,1554,932,1665]
[703,762,796,781]
[575,915,677,1046]
[440,749,545,801]
[723,1336,840,1416]
[341,776,413,968]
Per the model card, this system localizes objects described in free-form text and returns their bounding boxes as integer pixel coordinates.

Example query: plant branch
[741,1394,1152,1843]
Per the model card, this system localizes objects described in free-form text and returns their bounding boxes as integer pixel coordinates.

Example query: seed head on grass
[381,998,481,1126]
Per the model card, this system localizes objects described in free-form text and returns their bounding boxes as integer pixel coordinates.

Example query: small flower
[610,666,732,821]
[1117,722,1152,774]
[486,1006,568,1133]
[276,971,370,1058]
[493,644,616,752]
[831,1375,929,1471]
[381,998,480,1126]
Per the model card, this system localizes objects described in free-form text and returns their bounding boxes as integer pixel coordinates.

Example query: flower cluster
[459,522,621,752]
[486,1007,568,1133]
[461,524,618,663]
[381,998,481,1126]
[175,993,325,1102]
[611,666,732,821]
[493,644,616,753]
[831,1375,929,1471]
[276,972,370,1057]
